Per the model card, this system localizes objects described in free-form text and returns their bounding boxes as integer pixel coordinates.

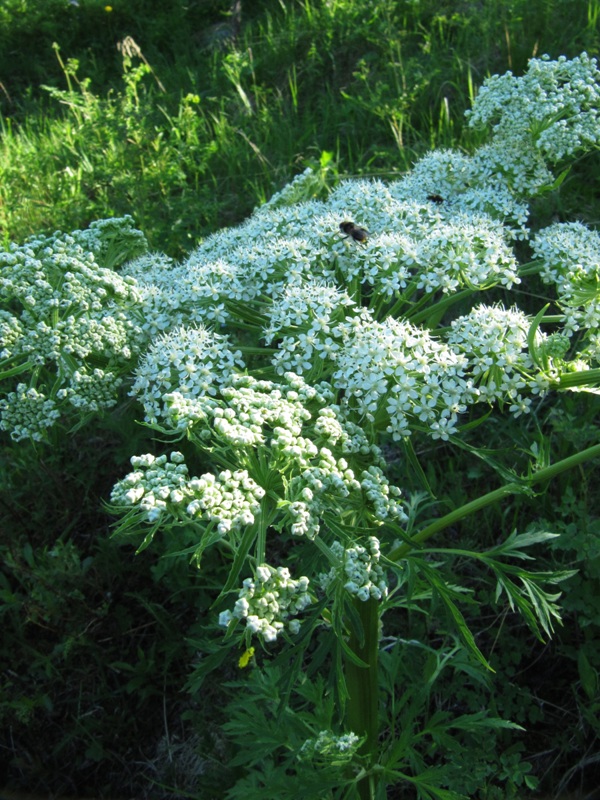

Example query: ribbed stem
[344,596,380,800]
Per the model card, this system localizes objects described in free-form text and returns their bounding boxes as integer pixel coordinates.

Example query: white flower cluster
[402,57,596,211]
[470,137,555,200]
[126,170,526,359]
[328,177,525,278]
[195,200,328,264]
[320,537,388,601]
[467,53,600,162]
[123,253,240,337]
[0,227,143,440]
[298,730,361,763]
[110,450,265,531]
[154,368,379,460]
[130,324,245,426]
[218,564,312,643]
[412,212,520,292]
[265,280,354,375]
[122,223,335,342]
[388,149,531,235]
[447,304,549,415]
[265,280,354,343]
[9,55,597,452]
[531,222,600,347]
[332,310,476,440]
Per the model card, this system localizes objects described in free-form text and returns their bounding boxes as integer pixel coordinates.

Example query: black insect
[427,194,444,204]
[339,220,370,244]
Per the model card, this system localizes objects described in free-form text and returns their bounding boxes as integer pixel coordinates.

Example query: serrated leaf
[416,562,492,671]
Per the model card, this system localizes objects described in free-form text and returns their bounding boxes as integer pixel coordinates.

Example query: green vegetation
[1,0,599,255]
[1,2,600,799]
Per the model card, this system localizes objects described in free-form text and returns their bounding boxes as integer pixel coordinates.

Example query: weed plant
[2,3,600,799]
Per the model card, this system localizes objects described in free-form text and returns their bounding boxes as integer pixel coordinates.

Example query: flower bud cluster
[218,564,312,643]
[0,383,61,442]
[286,450,361,539]
[360,466,404,521]
[298,730,361,764]
[286,456,408,539]
[313,407,374,456]
[531,222,600,344]
[467,53,600,163]
[0,224,143,440]
[110,451,265,531]
[125,369,403,538]
[62,215,148,269]
[320,537,388,601]
[56,368,123,412]
[264,166,325,208]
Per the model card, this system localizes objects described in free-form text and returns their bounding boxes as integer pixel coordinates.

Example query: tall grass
[1,0,598,254]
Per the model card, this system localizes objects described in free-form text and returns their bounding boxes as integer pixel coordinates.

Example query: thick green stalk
[344,595,380,800]
[554,368,600,388]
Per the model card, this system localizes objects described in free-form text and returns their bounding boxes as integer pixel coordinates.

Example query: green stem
[408,287,472,326]
[344,596,380,800]
[554,368,600,388]
[389,442,600,561]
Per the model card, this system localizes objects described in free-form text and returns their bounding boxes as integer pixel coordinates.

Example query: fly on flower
[339,220,369,245]
[427,194,444,204]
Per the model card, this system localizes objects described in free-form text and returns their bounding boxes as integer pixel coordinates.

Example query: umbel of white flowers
[2,54,600,443]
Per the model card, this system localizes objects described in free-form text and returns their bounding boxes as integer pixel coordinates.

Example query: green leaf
[486,528,559,559]
[447,710,524,732]
[0,359,33,380]
[413,560,492,671]
[402,437,435,496]
[527,303,550,370]
[578,650,598,700]
[215,522,260,602]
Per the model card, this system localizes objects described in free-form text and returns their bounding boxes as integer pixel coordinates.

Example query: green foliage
[221,669,357,799]
[2,0,599,255]
[0,418,226,797]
